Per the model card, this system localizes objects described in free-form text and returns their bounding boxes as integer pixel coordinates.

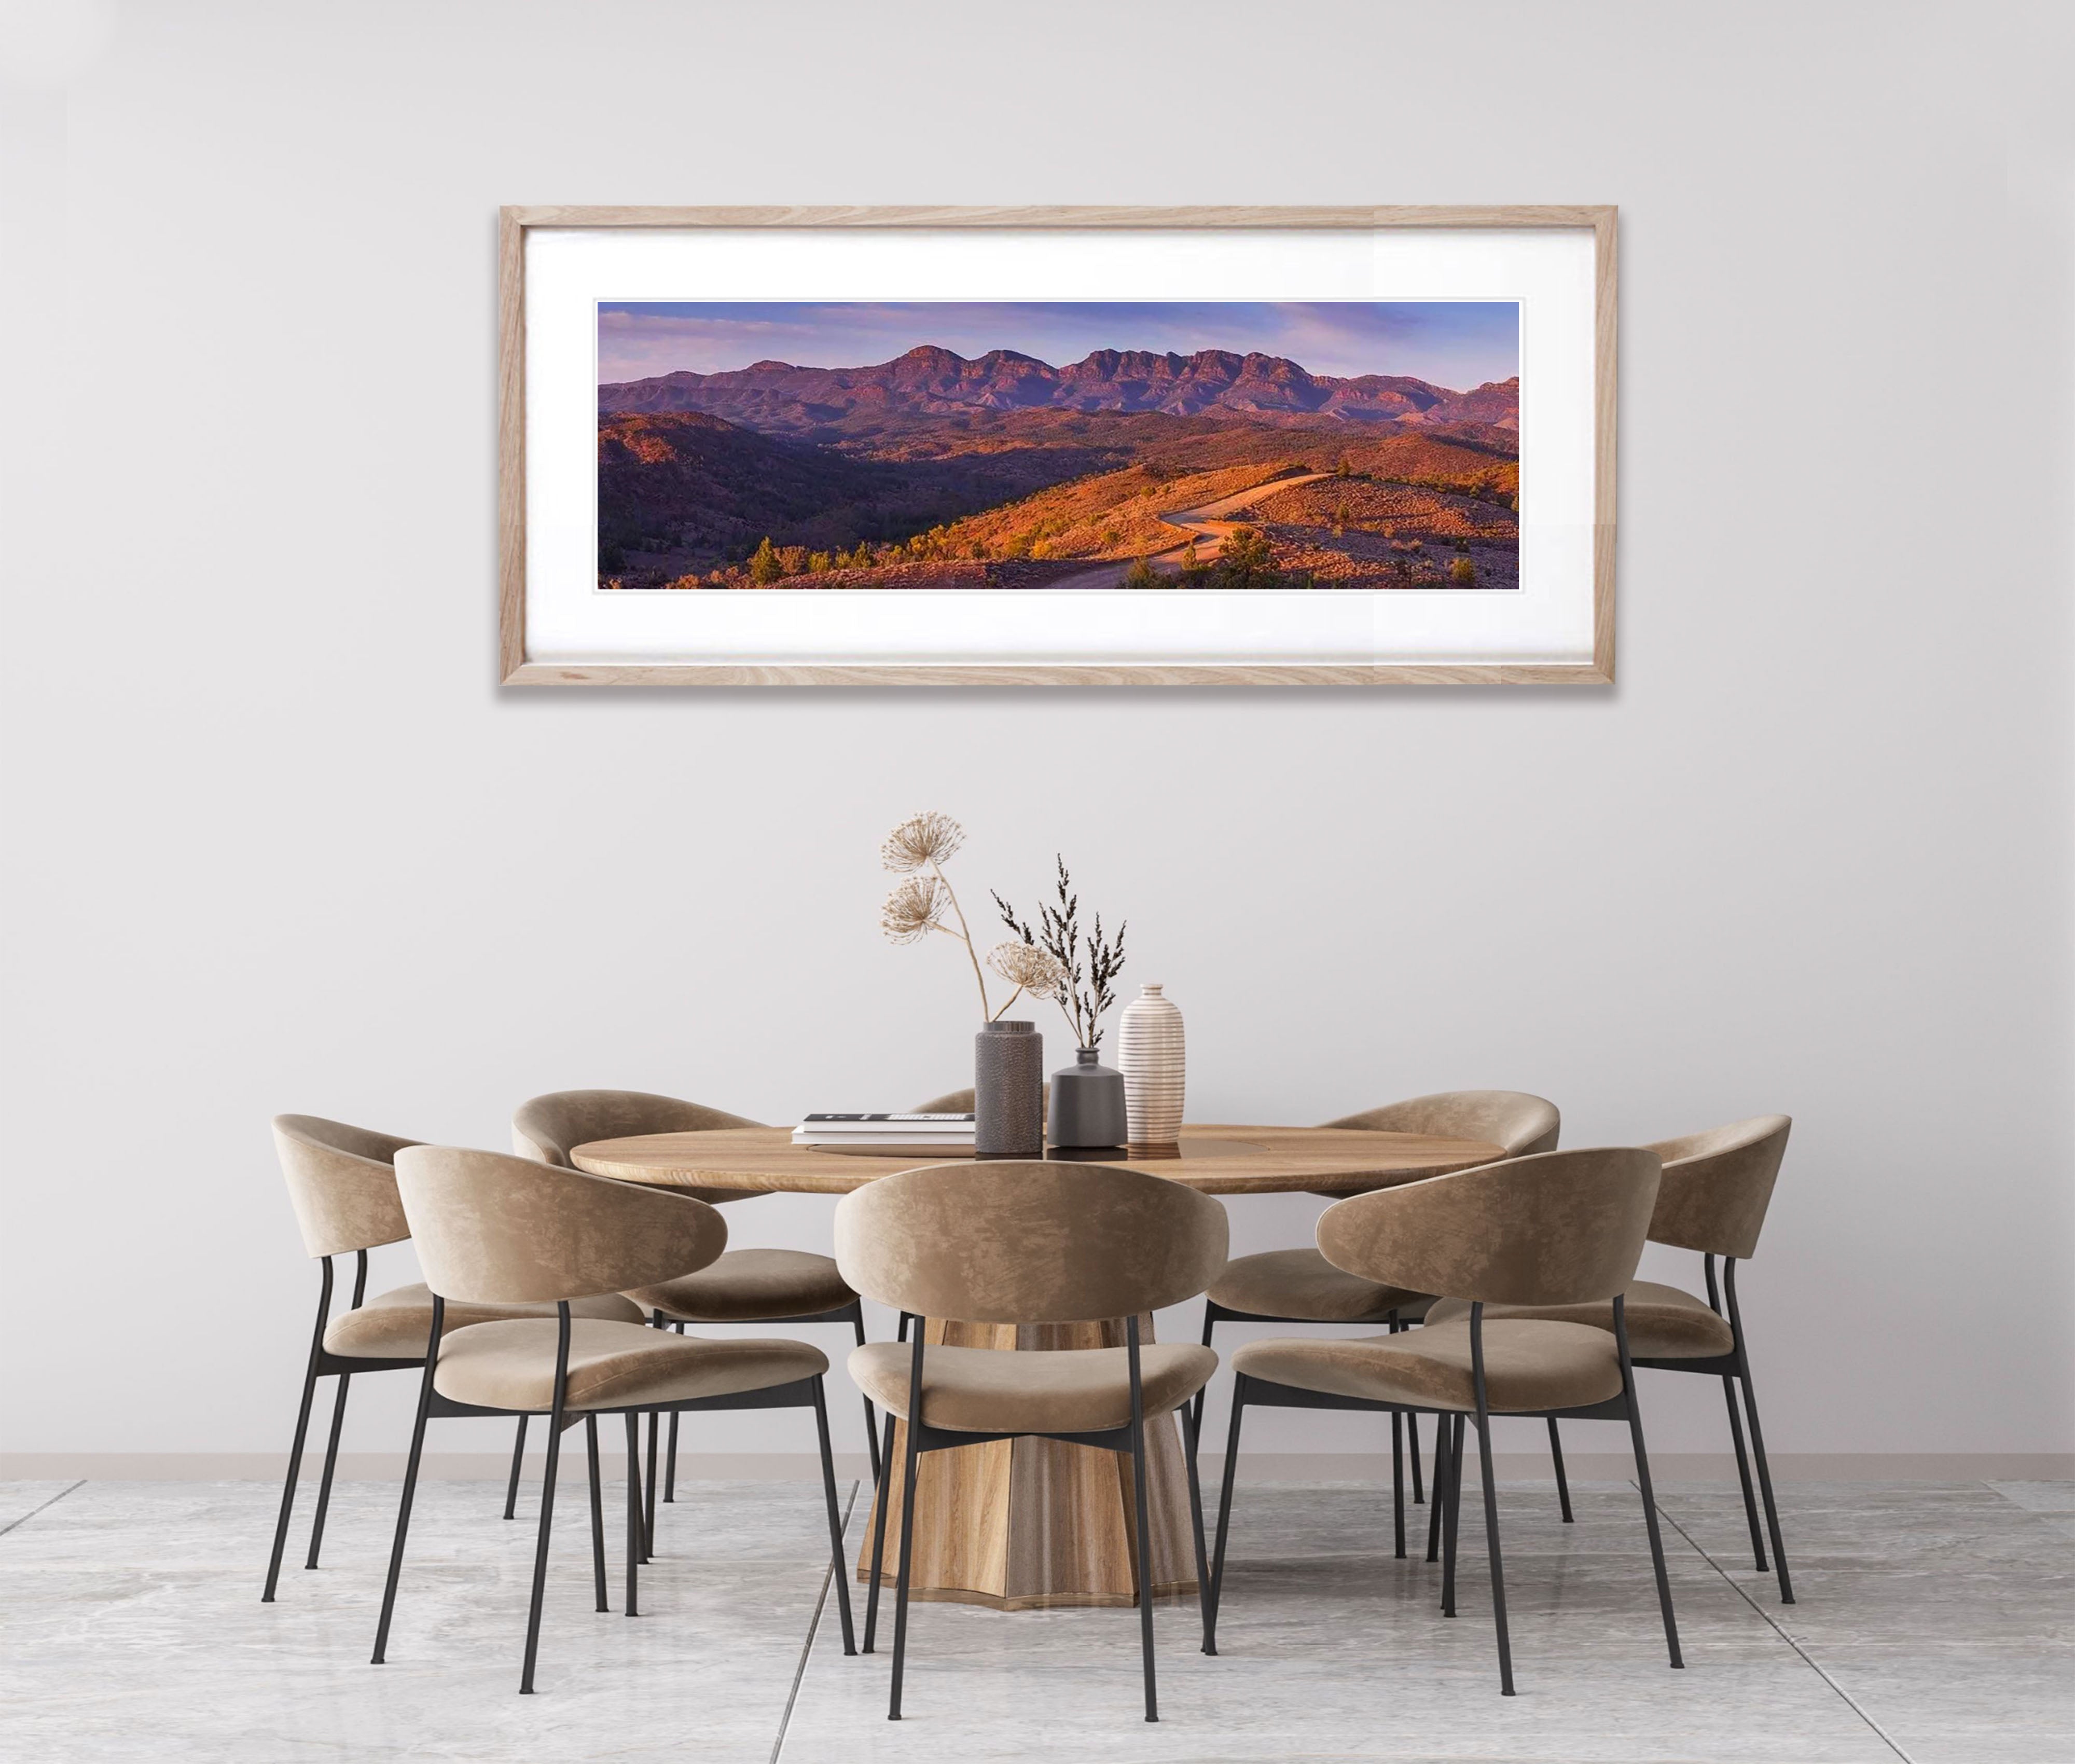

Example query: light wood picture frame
[499,205,1616,687]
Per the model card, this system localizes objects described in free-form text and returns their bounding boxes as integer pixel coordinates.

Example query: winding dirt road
[1043,470,1335,590]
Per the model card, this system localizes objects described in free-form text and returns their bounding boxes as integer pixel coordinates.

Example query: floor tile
[8,1477,2074,1762]
[0,1481,81,1534]
[1988,1481,2075,1513]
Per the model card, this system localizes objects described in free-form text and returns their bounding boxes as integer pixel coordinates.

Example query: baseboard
[4,1451,2070,1482]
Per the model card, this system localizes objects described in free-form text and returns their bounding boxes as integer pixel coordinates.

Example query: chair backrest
[1317,1147,1661,1307]
[513,1089,763,1205]
[910,1089,975,1115]
[273,1114,421,1259]
[1643,1115,1790,1260]
[1322,1090,1560,1157]
[394,1145,728,1305]
[835,1161,1228,1325]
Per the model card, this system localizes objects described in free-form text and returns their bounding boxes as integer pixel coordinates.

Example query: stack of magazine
[791,1112,976,1150]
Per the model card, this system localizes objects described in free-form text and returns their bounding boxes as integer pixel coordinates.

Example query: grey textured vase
[975,1021,1044,1158]
[1048,1047,1128,1150]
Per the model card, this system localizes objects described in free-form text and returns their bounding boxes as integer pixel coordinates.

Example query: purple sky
[598,300,1519,392]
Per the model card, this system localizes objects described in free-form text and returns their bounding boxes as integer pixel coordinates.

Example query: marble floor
[1,1473,2068,1763]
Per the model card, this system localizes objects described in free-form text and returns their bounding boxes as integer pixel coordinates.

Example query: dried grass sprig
[992,856,1128,1049]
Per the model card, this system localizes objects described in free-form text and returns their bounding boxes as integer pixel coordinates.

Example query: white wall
[2,0,2070,1466]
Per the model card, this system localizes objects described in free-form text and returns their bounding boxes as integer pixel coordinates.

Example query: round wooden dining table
[571,1123,1504,1611]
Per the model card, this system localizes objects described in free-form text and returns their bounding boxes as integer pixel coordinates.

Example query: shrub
[1449,556,1477,586]
[1122,557,1160,588]
[748,538,784,584]
[1214,526,1280,589]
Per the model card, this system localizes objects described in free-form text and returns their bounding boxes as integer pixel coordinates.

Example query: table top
[568,1124,1507,1197]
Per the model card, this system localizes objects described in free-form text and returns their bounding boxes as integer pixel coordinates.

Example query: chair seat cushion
[1232,1319,1622,1414]
[1208,1247,1431,1323]
[1423,1280,1736,1359]
[625,1248,855,1324]
[848,1341,1217,1436]
[322,1283,643,1360]
[433,1319,827,1413]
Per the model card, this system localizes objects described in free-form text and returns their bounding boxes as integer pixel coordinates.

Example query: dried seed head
[986,940,1068,998]
[881,811,965,873]
[880,876,948,944]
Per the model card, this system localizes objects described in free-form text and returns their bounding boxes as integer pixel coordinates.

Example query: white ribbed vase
[1116,983,1185,1148]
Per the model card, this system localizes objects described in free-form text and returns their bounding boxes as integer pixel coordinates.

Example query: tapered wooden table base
[859,1316,1199,1610]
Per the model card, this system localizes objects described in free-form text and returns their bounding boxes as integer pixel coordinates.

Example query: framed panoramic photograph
[498,206,1615,686]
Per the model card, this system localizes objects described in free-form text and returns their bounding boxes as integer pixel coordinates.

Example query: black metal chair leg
[665,1320,685,1502]
[1179,1402,1214,1655]
[1409,1410,1424,1505]
[1426,1408,1451,1564]
[1441,1415,1464,1616]
[1739,1368,1793,1604]
[1191,1305,1217,1450]
[504,1414,529,1520]
[811,1379,857,1655]
[371,1299,442,1664]
[262,1260,331,1603]
[887,1391,922,1718]
[643,1409,659,1562]
[1474,1411,1514,1694]
[1548,1416,1574,1523]
[1722,1374,1767,1570]
[1614,1297,1683,1667]
[624,1411,642,1618]
[304,1372,352,1570]
[518,1305,572,1693]
[1207,1376,1247,1651]
[863,1410,896,1653]
[265,1359,320,1601]
[586,1415,608,1613]
[1724,1261,1793,1605]
[852,1307,880,1487]
[1126,1318,1158,1722]
[1391,1410,1406,1559]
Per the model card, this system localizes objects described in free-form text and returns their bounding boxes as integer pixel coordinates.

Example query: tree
[749,537,783,584]
[1178,538,1206,580]
[1334,456,1353,478]
[1216,525,1279,589]
[1333,498,1350,536]
[1121,556,1159,588]
[1449,556,1477,586]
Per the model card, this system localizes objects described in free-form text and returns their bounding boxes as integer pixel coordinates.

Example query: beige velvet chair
[1196,1091,1561,1525]
[264,1115,642,1603]
[513,1089,880,1532]
[372,1145,855,1694]
[1426,1115,1795,1602]
[1209,1147,1681,1696]
[835,1161,1228,1724]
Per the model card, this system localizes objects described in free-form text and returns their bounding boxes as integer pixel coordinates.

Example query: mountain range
[598,344,1518,434]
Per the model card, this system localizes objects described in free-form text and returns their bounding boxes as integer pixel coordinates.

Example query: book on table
[791,1112,976,1147]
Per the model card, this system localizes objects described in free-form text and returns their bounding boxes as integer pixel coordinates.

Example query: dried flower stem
[929,856,993,1019]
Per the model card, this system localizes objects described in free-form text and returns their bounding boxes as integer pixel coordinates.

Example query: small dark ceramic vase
[1048,1047,1127,1150]
[975,1021,1044,1158]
